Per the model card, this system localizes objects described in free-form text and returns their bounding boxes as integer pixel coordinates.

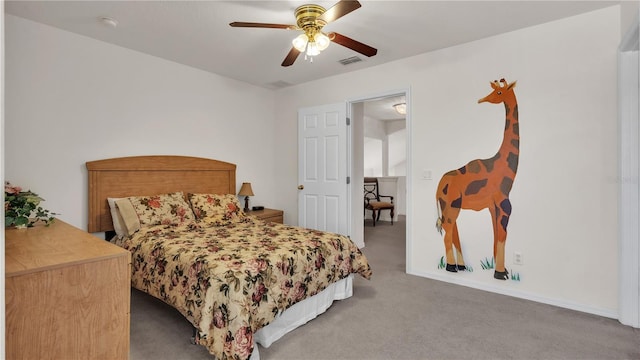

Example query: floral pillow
[188,193,246,225]
[126,191,195,228]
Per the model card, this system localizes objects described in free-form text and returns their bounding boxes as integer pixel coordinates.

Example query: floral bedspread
[115,218,372,360]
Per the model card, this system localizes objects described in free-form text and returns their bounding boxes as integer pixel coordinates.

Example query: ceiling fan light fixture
[292,34,308,52]
[306,41,321,56]
[230,1,377,67]
[393,103,407,115]
[315,33,330,51]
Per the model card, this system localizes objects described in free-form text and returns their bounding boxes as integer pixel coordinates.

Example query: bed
[86,155,372,360]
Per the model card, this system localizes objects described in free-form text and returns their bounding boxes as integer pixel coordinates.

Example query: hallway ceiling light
[393,103,406,115]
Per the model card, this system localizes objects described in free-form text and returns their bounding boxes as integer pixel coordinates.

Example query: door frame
[618,12,639,328]
[347,87,411,271]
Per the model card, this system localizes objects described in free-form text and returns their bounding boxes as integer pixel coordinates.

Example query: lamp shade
[292,34,308,52]
[306,42,321,56]
[238,182,254,197]
[314,33,330,50]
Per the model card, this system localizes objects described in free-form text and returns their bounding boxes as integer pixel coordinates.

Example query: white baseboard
[408,269,618,320]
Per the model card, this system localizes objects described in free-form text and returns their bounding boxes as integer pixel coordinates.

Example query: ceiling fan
[229,0,377,67]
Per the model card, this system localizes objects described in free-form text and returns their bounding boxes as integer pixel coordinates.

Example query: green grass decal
[511,272,521,281]
[480,257,495,270]
[437,256,474,272]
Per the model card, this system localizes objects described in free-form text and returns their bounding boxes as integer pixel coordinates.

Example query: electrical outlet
[513,251,523,265]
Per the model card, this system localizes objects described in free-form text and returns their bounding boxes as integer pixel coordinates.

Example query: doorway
[348,89,411,268]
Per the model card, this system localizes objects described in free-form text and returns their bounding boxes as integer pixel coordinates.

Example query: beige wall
[4,15,279,230]
[275,6,621,316]
[621,0,639,36]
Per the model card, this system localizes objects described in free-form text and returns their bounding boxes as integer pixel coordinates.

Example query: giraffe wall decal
[435,78,519,280]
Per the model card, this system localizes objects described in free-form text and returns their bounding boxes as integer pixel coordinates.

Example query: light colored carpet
[130,217,640,359]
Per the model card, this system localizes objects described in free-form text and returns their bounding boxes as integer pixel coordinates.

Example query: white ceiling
[5,0,619,92]
[5,1,621,122]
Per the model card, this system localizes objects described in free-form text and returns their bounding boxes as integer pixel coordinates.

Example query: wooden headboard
[86,155,236,233]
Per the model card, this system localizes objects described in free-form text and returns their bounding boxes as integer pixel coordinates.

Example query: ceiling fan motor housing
[295,4,327,37]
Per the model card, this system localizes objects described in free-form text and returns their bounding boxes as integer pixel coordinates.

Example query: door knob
[298,185,304,190]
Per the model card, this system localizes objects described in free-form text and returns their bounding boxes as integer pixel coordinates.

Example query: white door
[298,103,349,235]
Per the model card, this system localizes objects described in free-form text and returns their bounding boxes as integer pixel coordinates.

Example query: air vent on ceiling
[338,56,363,65]
[265,80,293,89]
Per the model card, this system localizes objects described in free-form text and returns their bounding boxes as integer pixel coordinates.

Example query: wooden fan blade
[318,0,361,23]
[328,32,377,57]
[282,47,301,67]
[229,22,296,30]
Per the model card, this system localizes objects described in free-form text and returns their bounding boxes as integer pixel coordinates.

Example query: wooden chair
[364,177,394,226]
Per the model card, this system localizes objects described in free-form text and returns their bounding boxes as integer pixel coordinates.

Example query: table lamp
[238,182,254,212]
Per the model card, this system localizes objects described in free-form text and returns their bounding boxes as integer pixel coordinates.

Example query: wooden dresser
[5,219,131,360]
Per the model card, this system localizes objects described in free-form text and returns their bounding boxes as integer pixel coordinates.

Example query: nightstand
[248,208,284,223]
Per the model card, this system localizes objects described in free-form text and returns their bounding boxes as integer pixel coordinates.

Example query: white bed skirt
[249,274,354,360]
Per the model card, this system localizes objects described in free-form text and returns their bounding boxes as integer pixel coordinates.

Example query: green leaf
[14,217,29,226]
